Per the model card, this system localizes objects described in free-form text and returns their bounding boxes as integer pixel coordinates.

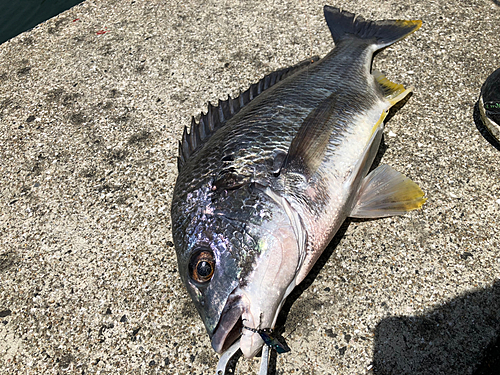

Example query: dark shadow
[473,101,500,151]
[385,92,413,125]
[474,334,500,375]
[373,280,500,375]
[493,0,500,6]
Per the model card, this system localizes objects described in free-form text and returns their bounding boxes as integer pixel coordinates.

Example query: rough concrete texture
[0,0,499,374]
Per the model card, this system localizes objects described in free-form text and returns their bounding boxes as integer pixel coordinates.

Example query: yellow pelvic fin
[373,70,413,106]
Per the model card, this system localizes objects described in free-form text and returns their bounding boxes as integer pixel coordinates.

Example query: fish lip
[211,291,245,353]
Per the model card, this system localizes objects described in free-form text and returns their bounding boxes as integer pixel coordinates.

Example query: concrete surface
[0,0,499,374]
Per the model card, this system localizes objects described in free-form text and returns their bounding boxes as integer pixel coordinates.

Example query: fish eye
[189,248,215,284]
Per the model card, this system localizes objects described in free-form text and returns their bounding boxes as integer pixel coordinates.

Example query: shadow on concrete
[373,280,500,375]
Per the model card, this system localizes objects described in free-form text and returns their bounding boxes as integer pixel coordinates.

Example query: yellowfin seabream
[171,5,425,374]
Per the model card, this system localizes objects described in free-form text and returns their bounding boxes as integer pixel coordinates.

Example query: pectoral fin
[281,92,340,178]
[350,164,426,218]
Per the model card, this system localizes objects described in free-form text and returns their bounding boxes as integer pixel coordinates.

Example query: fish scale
[171,6,426,374]
[180,41,375,198]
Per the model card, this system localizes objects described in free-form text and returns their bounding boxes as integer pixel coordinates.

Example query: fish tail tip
[323,6,422,49]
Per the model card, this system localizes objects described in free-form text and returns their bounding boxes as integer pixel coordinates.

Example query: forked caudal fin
[323,6,422,50]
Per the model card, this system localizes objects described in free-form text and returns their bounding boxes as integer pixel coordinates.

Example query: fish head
[172,183,306,358]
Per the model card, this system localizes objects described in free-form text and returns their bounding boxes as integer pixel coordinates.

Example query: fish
[171,5,425,373]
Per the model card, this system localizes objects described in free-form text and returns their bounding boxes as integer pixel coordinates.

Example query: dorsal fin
[177,56,320,172]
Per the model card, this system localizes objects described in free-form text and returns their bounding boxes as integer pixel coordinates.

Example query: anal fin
[350,164,426,218]
[373,70,412,106]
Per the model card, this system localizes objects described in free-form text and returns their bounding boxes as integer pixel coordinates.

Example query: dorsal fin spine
[218,99,225,123]
[222,96,231,118]
[198,117,207,140]
[206,103,213,130]
[189,121,199,151]
[259,79,265,94]
[181,127,189,161]
[177,56,320,170]
[177,140,185,168]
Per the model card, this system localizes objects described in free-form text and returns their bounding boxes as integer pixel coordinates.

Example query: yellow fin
[373,70,412,106]
[370,108,389,137]
[350,164,426,218]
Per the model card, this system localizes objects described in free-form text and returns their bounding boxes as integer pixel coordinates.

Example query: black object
[479,67,500,142]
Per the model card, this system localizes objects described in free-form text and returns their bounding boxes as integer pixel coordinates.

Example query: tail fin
[323,6,421,50]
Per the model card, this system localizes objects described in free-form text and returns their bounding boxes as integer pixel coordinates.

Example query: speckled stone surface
[0,0,499,374]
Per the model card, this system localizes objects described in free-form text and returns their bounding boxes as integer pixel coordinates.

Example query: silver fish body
[171,5,425,364]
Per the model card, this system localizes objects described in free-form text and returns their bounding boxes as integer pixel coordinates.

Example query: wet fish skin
[171,5,425,363]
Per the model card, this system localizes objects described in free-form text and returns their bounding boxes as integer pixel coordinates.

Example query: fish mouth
[211,292,245,354]
[211,287,285,358]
